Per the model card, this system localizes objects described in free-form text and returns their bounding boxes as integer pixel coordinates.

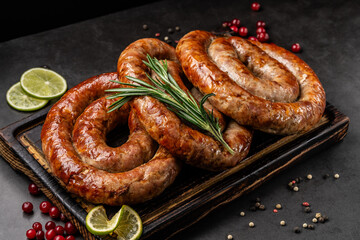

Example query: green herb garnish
[105,55,234,154]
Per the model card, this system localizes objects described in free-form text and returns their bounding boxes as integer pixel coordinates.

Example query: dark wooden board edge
[0,103,350,240]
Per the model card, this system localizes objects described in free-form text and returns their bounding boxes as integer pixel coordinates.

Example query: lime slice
[20,67,67,99]
[6,82,48,111]
[113,205,143,240]
[86,205,123,236]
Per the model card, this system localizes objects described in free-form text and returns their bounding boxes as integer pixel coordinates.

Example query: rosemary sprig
[105,54,234,154]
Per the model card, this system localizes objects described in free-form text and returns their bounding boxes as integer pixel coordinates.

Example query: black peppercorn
[293,227,301,233]
[304,207,311,213]
[255,197,261,202]
[323,174,330,179]
[142,24,148,30]
[307,224,315,230]
[250,206,257,211]
[175,26,181,31]
[259,204,266,211]
[167,28,174,33]
[255,202,261,208]
[318,217,325,223]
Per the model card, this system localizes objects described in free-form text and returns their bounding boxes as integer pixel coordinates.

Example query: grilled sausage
[176,30,326,135]
[41,72,181,205]
[118,38,253,171]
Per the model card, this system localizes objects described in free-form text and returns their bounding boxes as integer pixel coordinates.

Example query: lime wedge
[6,82,48,111]
[113,205,143,240]
[20,67,67,99]
[86,205,123,236]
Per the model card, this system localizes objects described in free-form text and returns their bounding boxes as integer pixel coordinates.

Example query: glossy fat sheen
[118,38,253,171]
[176,30,326,135]
[41,72,181,205]
[72,97,157,173]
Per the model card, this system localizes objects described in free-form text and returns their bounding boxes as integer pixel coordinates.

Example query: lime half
[20,67,67,99]
[86,205,123,236]
[113,205,143,240]
[6,82,48,111]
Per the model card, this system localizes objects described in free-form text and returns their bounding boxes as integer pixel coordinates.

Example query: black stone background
[0,0,359,239]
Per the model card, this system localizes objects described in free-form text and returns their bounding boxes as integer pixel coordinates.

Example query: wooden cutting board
[0,102,349,240]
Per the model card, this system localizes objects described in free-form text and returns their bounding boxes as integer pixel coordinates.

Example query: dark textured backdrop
[1,0,359,239]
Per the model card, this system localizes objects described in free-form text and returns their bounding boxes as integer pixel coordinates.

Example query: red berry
[40,201,52,214]
[291,43,301,53]
[33,222,42,232]
[45,229,56,240]
[22,201,33,213]
[155,33,160,37]
[55,226,65,235]
[222,21,231,28]
[273,209,278,213]
[64,221,77,235]
[60,213,67,222]
[238,27,248,37]
[53,236,65,240]
[251,2,261,11]
[256,27,266,34]
[26,229,37,239]
[256,20,266,28]
[302,202,310,207]
[49,206,60,219]
[257,32,269,42]
[45,221,56,230]
[231,18,241,27]
[28,183,41,195]
[36,230,45,240]
[65,236,75,240]
[230,25,238,32]
[248,36,258,41]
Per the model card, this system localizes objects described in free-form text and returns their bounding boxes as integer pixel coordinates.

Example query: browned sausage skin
[41,73,181,205]
[176,30,326,135]
[118,38,253,171]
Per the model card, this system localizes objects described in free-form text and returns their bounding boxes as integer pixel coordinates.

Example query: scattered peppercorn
[293,227,301,233]
[259,204,266,211]
[249,206,257,212]
[307,224,315,230]
[280,220,286,226]
[275,203,282,209]
[227,234,233,240]
[293,186,299,192]
[315,213,322,218]
[167,28,174,34]
[175,26,181,31]
[323,174,330,179]
[312,218,318,223]
[323,215,329,222]
[142,24,148,30]
[255,197,261,203]
[164,36,169,41]
[302,223,308,228]
[249,222,255,228]
[304,207,311,213]
[334,173,340,179]
[307,174,313,180]
[240,211,245,216]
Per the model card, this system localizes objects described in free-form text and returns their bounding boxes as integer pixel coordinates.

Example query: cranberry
[33,222,42,232]
[22,201,33,213]
[40,201,52,214]
[53,236,65,240]
[49,206,60,219]
[36,230,45,240]
[231,18,241,27]
[28,183,41,195]
[222,21,231,28]
[291,43,301,53]
[238,27,248,37]
[230,25,238,32]
[65,236,75,240]
[45,221,56,230]
[26,229,36,239]
[248,36,258,41]
[60,213,67,222]
[64,221,77,235]
[55,225,65,235]
[256,27,266,34]
[256,20,266,28]
[251,2,261,11]
[45,229,56,240]
[257,32,269,42]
